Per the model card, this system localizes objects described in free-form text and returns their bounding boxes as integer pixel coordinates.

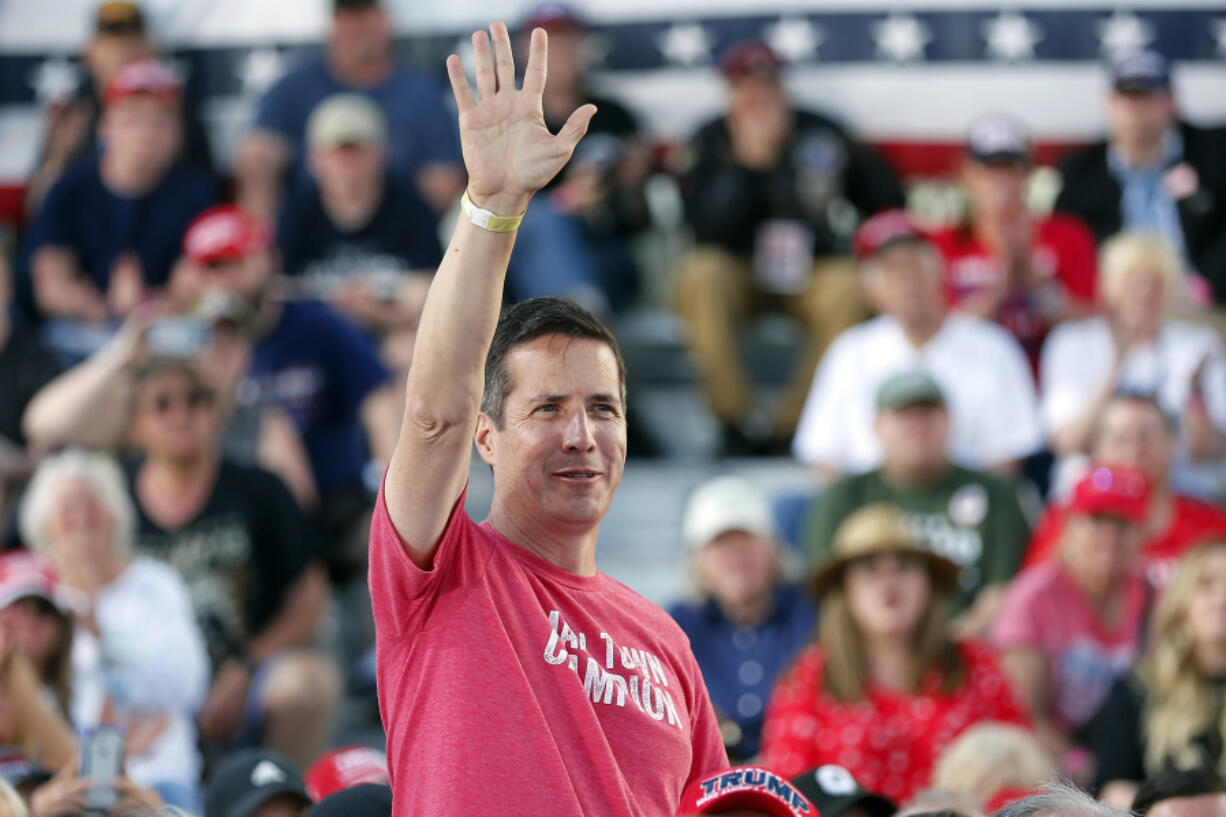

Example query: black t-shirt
[127,459,314,669]
[0,324,63,446]
[276,173,442,288]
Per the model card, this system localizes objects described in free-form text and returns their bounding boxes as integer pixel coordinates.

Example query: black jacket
[1054,121,1226,304]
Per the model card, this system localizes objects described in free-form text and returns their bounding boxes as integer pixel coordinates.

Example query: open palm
[446,22,596,216]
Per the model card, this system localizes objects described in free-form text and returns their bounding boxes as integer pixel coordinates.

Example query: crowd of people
[0,0,1224,815]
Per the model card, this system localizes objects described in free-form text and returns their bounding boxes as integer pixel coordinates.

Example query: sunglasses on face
[145,388,213,415]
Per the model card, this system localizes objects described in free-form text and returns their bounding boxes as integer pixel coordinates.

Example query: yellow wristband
[460,191,524,232]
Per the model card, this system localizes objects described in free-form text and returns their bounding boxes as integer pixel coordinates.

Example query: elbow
[402,391,478,443]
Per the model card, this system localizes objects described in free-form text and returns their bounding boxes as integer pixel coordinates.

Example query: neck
[864,634,914,691]
[718,591,774,629]
[881,458,949,489]
[899,312,944,348]
[142,450,215,491]
[321,178,384,231]
[101,154,159,196]
[1115,132,1168,169]
[486,502,599,576]
[1196,640,1226,677]
[327,44,391,87]
[1109,312,1162,346]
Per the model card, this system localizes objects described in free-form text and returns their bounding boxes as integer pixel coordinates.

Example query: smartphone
[80,726,124,812]
[146,317,211,359]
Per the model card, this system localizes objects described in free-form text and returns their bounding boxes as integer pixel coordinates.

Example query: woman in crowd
[760,503,1028,802]
[993,465,1153,766]
[1083,540,1226,806]
[19,449,209,812]
[1040,231,1225,499]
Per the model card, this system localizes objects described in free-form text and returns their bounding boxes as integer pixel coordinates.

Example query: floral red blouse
[760,641,1029,803]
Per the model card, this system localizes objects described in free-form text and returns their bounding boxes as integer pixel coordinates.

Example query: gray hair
[994,781,1130,817]
[19,448,135,558]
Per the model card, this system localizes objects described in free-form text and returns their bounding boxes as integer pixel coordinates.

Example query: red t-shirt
[930,214,1098,367]
[369,485,729,817]
[759,641,1028,803]
[1022,495,1226,586]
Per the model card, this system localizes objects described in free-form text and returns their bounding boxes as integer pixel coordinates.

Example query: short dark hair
[481,297,627,429]
[1094,389,1178,442]
[1133,768,1226,816]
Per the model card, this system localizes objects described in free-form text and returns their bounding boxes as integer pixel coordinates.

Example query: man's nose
[563,408,596,452]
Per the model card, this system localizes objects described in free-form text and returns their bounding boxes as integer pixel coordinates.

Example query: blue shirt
[23,158,218,298]
[669,583,817,760]
[1109,129,1188,262]
[254,57,461,187]
[238,300,390,498]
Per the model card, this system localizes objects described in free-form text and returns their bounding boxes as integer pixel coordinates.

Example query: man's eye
[592,404,616,414]
[537,404,559,413]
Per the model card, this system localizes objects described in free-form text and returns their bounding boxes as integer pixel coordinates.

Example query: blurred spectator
[668,476,816,762]
[303,747,387,802]
[894,788,985,817]
[0,748,54,807]
[21,58,218,351]
[173,207,400,558]
[805,370,1031,629]
[504,4,652,313]
[1022,393,1226,586]
[1082,541,1226,804]
[1054,50,1226,305]
[0,263,62,520]
[994,465,1152,764]
[760,504,1027,802]
[793,210,1042,478]
[277,94,439,339]
[124,361,337,769]
[305,784,391,817]
[930,114,1098,368]
[23,1,215,218]
[1133,769,1226,817]
[993,781,1130,817]
[674,39,903,455]
[789,764,896,817]
[203,749,311,817]
[27,759,163,817]
[234,0,463,219]
[18,449,208,810]
[930,723,1055,812]
[1040,232,1226,498]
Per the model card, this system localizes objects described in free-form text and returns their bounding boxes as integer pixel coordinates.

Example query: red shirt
[759,641,1028,803]
[930,214,1098,368]
[1022,495,1226,586]
[369,485,729,817]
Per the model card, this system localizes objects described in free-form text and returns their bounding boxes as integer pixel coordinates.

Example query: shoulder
[604,576,690,638]
[667,598,704,631]
[1039,212,1096,241]
[218,460,293,497]
[793,109,850,138]
[1005,562,1064,601]
[833,316,891,353]
[945,314,1024,356]
[265,57,329,97]
[1046,316,1106,349]
[1058,142,1110,176]
[949,465,1016,500]
[1162,320,1222,352]
[956,640,1011,675]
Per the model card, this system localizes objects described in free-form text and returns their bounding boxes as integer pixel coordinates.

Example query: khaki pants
[673,246,864,436]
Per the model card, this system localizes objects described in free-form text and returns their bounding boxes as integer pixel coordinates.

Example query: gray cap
[966,113,1030,165]
[876,369,946,411]
[307,93,387,149]
[1109,49,1171,93]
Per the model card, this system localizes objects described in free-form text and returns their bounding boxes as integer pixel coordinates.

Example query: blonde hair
[932,722,1056,806]
[1099,231,1183,307]
[19,448,134,558]
[1140,541,1226,775]
[819,579,962,701]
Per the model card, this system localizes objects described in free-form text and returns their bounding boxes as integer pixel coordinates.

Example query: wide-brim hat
[810,503,960,597]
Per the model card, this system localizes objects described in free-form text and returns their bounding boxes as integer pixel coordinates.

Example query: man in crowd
[1022,392,1226,586]
[805,370,1031,631]
[371,23,729,814]
[21,58,217,351]
[930,114,1098,368]
[792,210,1042,478]
[204,750,312,817]
[235,0,463,219]
[1055,49,1226,304]
[674,39,904,455]
[506,3,652,314]
[669,475,816,762]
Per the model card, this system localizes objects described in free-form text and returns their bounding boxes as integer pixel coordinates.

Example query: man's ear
[474,412,496,467]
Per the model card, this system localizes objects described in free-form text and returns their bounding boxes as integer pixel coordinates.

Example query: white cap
[683,475,777,550]
[307,93,387,149]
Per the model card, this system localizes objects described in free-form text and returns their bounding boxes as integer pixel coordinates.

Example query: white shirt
[71,557,210,792]
[792,313,1043,472]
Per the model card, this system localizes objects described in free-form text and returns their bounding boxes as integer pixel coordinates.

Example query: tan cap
[307,93,387,149]
[683,475,776,551]
[810,503,959,597]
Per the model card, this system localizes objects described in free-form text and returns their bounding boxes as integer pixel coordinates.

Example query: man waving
[370,22,730,816]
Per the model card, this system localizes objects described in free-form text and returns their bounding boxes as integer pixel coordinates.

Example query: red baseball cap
[719,39,784,79]
[183,205,270,265]
[522,3,585,33]
[678,766,815,816]
[104,57,181,107]
[852,209,926,261]
[0,549,69,614]
[304,747,389,802]
[1067,464,1151,524]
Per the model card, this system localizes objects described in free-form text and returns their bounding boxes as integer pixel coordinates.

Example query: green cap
[876,369,946,411]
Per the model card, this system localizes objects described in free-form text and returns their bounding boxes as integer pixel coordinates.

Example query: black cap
[966,114,1030,165]
[333,0,378,10]
[205,750,311,817]
[790,765,897,817]
[1109,49,1171,93]
[306,784,393,817]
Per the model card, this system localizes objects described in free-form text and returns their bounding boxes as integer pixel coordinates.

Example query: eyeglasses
[145,388,213,415]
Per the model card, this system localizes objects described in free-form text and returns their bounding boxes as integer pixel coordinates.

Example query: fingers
[522,27,548,96]
[445,54,474,113]
[490,21,516,91]
[472,29,495,101]
[554,103,598,158]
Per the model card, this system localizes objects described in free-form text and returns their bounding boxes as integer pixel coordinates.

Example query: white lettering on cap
[815,764,858,796]
[251,760,286,787]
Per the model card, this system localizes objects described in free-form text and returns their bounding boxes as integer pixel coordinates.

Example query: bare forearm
[23,344,132,449]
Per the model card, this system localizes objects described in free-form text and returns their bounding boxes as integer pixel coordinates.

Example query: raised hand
[446,22,596,217]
